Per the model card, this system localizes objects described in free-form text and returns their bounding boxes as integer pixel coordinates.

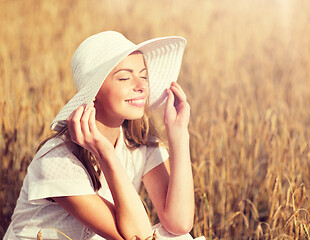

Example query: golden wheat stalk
[302,224,310,240]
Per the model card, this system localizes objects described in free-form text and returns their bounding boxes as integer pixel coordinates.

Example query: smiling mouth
[125,99,145,104]
[125,98,146,107]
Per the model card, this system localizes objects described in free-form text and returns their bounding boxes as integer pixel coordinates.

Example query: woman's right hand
[66,103,114,159]
[66,103,153,239]
[65,103,153,239]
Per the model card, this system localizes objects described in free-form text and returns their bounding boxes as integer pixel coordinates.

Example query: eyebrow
[113,68,147,75]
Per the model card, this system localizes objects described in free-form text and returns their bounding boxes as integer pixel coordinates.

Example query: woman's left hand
[144,82,194,233]
[164,82,190,131]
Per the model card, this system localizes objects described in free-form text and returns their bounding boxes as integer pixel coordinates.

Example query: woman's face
[95,52,149,125]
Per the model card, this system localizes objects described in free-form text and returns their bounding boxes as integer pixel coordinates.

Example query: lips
[125,96,146,107]
[126,99,145,103]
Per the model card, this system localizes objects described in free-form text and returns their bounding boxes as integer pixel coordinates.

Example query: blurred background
[1,0,310,239]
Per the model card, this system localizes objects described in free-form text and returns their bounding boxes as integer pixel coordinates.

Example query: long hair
[36,114,161,191]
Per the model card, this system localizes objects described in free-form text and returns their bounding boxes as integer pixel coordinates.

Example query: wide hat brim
[51,34,187,132]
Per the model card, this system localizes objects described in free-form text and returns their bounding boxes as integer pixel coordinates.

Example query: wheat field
[1,0,310,239]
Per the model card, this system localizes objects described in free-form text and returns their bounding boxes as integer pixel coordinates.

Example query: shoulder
[140,141,169,176]
[28,137,87,180]
[26,138,96,204]
[35,137,77,160]
[145,136,167,158]
[145,139,168,161]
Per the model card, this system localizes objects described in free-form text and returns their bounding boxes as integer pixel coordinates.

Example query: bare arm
[143,82,194,235]
[53,195,123,240]
[54,103,153,240]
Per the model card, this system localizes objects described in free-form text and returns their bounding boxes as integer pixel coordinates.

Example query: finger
[170,86,184,107]
[66,105,85,143]
[171,82,187,98]
[170,83,187,100]
[89,107,98,134]
[170,83,187,102]
[165,88,175,109]
[80,104,94,136]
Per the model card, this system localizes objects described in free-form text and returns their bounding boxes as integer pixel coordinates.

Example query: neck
[95,120,122,147]
[94,101,125,147]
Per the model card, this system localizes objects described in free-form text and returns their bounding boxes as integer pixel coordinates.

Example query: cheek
[99,88,128,107]
[112,88,129,101]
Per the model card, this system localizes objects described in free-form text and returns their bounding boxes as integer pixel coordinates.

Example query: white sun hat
[50,31,187,132]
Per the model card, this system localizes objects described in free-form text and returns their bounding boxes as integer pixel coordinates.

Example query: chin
[124,112,145,120]
[125,115,144,121]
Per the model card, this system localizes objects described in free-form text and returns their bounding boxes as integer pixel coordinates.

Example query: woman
[4,31,204,240]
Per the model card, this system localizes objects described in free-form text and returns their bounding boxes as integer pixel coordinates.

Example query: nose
[133,76,148,93]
